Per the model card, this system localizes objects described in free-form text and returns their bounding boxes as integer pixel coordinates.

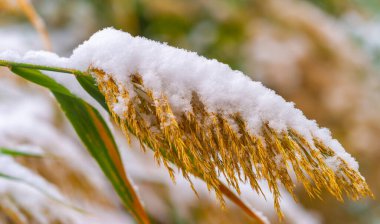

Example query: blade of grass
[0,147,43,158]
[54,93,149,224]
[0,60,85,76]
[0,60,107,109]
[6,66,72,96]
[76,75,109,111]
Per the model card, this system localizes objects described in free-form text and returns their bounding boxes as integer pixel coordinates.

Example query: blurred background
[0,0,379,223]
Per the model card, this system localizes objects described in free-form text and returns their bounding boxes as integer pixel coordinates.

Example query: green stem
[0,60,87,76]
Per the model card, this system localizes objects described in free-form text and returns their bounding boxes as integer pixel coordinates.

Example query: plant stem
[0,60,87,76]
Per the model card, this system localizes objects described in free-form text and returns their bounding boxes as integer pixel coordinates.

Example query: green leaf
[76,75,109,111]
[0,147,43,158]
[10,67,150,224]
[11,67,71,96]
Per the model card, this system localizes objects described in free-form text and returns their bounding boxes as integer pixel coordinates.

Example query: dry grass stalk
[0,0,18,11]
[92,68,373,219]
[0,194,66,224]
[15,156,115,208]
[0,196,27,224]
[0,0,51,49]
[16,0,51,50]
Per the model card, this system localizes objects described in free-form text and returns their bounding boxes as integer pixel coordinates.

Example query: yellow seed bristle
[92,68,373,219]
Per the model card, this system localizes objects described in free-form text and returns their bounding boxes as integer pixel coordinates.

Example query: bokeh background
[0,0,379,223]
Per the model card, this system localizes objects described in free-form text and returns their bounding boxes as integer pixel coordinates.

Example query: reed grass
[93,68,373,219]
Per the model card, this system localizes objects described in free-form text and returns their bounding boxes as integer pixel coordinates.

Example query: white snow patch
[0,27,359,171]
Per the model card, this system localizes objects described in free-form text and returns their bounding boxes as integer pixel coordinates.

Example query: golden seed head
[92,68,373,219]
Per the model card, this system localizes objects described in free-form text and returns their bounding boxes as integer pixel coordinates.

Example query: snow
[250,207,271,224]
[0,27,359,171]
[0,156,64,202]
[0,155,133,224]
[0,156,73,224]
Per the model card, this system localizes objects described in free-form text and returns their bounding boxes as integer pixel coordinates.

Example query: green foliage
[76,75,109,111]
[10,67,150,224]
[0,147,43,158]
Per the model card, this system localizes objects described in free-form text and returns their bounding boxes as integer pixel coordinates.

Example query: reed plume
[92,67,372,218]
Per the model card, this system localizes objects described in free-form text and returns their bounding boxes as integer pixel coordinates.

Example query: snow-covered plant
[0,28,373,224]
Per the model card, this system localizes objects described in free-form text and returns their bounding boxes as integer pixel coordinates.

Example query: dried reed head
[92,68,372,218]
